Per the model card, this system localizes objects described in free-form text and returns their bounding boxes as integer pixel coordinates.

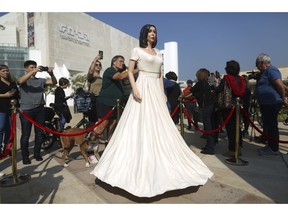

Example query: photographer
[17,60,57,164]
[87,53,103,124]
[255,53,288,157]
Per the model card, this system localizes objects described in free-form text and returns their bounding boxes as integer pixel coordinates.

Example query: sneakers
[88,155,98,164]
[258,146,280,157]
[200,145,215,155]
[200,149,215,155]
[34,155,43,161]
[23,158,31,165]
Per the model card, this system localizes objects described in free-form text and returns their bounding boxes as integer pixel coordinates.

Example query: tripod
[248,96,266,143]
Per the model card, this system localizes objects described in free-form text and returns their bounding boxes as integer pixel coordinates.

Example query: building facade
[0,12,139,77]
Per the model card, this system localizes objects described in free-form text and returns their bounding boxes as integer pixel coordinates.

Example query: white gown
[90,47,213,197]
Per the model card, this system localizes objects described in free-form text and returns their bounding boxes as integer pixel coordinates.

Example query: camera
[247,71,261,80]
[39,66,49,71]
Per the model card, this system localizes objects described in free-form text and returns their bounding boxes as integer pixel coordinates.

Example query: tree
[70,74,87,91]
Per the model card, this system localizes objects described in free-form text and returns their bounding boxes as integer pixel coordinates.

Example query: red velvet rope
[183,105,235,135]
[170,105,179,118]
[241,108,288,144]
[20,107,115,137]
[0,112,16,158]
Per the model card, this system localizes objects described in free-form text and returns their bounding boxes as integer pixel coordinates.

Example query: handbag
[217,81,232,109]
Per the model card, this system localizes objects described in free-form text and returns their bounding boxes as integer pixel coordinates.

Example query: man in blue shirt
[255,53,288,157]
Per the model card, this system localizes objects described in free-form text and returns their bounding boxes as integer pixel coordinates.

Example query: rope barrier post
[179,100,184,137]
[116,99,120,123]
[0,99,31,187]
[226,97,249,166]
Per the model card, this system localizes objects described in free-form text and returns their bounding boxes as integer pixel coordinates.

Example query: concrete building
[0,12,139,78]
[0,12,141,105]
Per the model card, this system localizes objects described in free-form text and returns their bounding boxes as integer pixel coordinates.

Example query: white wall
[0,25,17,45]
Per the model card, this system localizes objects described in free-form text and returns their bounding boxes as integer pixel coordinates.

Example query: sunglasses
[95,64,102,67]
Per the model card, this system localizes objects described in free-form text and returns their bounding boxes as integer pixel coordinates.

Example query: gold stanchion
[179,100,184,137]
[226,97,249,166]
[116,99,120,123]
[0,99,31,187]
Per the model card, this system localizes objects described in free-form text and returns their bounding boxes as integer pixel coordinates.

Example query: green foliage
[70,74,87,91]
[41,74,87,96]
[44,85,56,96]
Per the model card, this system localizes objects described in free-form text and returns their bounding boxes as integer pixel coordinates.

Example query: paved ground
[0,111,288,205]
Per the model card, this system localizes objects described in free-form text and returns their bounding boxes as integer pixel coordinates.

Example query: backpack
[217,81,232,109]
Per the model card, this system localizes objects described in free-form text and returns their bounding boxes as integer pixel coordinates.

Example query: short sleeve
[130,47,140,61]
[267,66,281,82]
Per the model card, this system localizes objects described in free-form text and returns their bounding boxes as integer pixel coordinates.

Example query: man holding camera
[17,60,57,164]
[255,53,288,157]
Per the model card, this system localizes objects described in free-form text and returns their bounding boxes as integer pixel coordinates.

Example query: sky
[86,12,288,81]
[1,1,288,82]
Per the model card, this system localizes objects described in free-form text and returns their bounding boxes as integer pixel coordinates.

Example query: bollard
[179,100,184,137]
[0,99,31,187]
[226,97,249,166]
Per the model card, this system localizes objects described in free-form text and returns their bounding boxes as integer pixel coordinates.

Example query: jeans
[0,112,11,151]
[19,106,45,159]
[184,102,199,127]
[201,104,215,152]
[59,114,66,131]
[260,103,282,151]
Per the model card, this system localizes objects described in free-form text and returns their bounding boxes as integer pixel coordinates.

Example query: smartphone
[99,50,103,59]
[39,66,49,71]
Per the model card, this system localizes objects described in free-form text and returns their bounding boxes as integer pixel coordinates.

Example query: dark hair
[59,77,70,86]
[139,24,157,48]
[0,64,12,82]
[110,55,125,67]
[225,60,240,76]
[24,60,37,68]
[196,68,210,80]
[165,71,178,81]
[187,79,193,84]
[0,64,9,71]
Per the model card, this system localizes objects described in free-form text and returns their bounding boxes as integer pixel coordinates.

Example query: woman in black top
[214,60,245,157]
[54,77,74,131]
[189,68,215,155]
[0,64,19,153]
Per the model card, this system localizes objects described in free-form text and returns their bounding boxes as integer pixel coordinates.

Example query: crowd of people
[0,23,287,197]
